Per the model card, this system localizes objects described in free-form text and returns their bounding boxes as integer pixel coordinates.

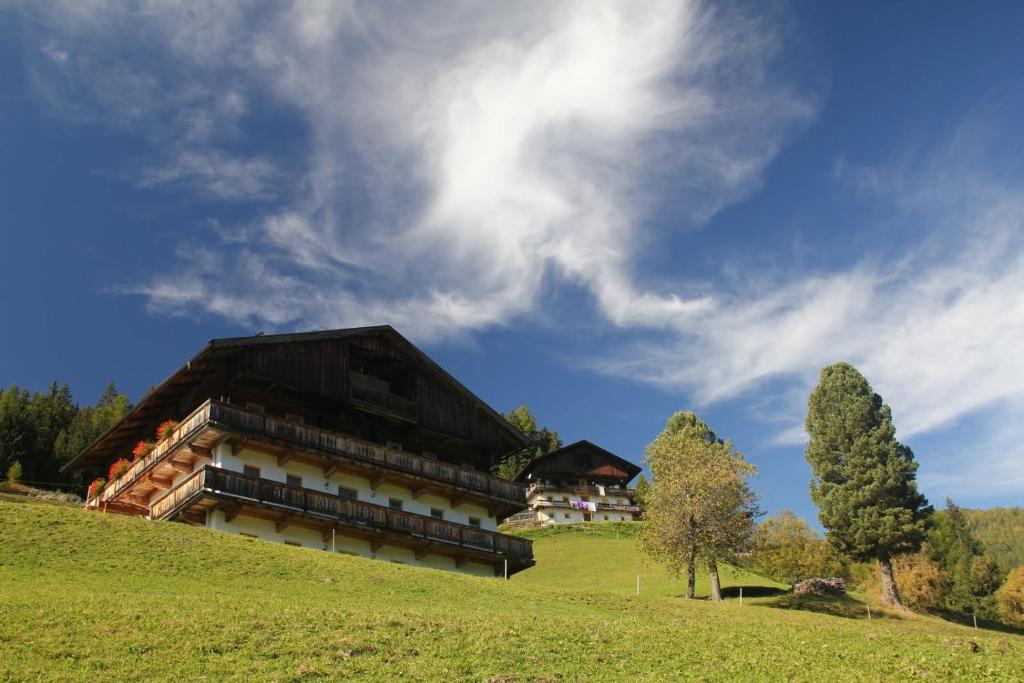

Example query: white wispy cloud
[12,0,812,338]
[9,1,1023,501]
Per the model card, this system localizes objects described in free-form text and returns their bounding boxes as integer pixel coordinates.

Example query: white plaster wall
[213,443,497,531]
[529,489,638,525]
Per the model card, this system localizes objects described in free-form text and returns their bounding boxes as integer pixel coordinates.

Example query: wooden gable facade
[65,326,527,475]
[514,440,642,485]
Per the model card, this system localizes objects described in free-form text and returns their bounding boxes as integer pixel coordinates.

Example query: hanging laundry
[587,501,597,512]
[597,485,606,496]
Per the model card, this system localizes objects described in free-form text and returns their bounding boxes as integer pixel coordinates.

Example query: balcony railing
[151,466,533,562]
[530,500,641,513]
[97,402,213,504]
[526,482,636,500]
[96,399,526,508]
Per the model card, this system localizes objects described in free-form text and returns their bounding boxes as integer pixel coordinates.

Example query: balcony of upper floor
[92,399,527,518]
[150,465,534,574]
[525,481,636,501]
[529,499,642,514]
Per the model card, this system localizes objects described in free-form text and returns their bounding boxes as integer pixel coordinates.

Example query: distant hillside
[1,496,1021,680]
[966,507,1024,570]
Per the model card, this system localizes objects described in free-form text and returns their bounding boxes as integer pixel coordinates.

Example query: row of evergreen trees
[0,382,131,491]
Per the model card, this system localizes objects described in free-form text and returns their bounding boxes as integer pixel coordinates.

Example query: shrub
[132,440,156,461]
[108,458,131,482]
[156,420,179,441]
[752,510,848,585]
[997,566,1024,627]
[87,478,106,500]
[6,460,22,483]
[893,552,947,610]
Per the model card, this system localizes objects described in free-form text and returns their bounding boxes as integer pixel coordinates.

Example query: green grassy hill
[512,522,783,597]
[1,496,1021,681]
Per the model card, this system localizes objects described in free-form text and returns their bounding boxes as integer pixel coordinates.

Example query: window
[286,474,302,488]
[243,465,260,479]
[284,540,301,547]
[603,515,609,521]
[563,513,570,519]
[389,498,403,511]
[430,508,444,520]
[337,486,357,500]
[467,517,481,528]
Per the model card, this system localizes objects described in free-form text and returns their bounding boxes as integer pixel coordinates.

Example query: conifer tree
[493,405,561,480]
[805,363,931,608]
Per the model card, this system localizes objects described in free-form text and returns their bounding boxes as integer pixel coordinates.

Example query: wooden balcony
[94,399,527,518]
[151,466,534,574]
[529,499,642,513]
[349,371,419,421]
[526,482,636,500]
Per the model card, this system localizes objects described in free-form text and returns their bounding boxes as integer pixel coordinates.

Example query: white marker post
[504,558,508,581]
[332,528,336,553]
[866,604,872,620]
[973,614,978,630]
[636,574,640,595]
[739,587,743,605]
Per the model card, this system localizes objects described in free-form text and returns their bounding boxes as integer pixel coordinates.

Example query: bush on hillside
[997,566,1024,627]
[6,460,22,483]
[893,553,947,610]
[752,511,848,585]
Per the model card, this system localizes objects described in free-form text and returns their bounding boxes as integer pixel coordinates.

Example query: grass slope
[1,496,1021,681]
[512,522,783,598]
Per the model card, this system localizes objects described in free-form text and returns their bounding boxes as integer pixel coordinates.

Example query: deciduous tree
[641,411,758,600]
[752,510,847,585]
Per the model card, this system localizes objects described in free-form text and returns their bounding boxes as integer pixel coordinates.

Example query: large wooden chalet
[507,441,642,526]
[65,326,534,576]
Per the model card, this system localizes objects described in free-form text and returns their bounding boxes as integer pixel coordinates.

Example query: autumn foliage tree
[997,567,1024,627]
[804,363,932,609]
[752,510,847,585]
[641,411,758,600]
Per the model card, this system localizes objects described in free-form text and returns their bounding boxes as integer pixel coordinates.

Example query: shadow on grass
[721,585,788,598]
[928,608,1024,637]
[760,592,904,621]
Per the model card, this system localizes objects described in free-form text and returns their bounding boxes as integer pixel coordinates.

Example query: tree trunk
[708,557,723,601]
[686,545,697,599]
[878,555,905,609]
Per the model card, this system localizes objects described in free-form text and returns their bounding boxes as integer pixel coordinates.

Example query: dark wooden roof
[514,440,642,483]
[63,325,528,472]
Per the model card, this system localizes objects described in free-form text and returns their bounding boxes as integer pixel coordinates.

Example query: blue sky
[2,1,1023,523]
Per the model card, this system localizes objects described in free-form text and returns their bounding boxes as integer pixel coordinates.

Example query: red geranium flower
[87,478,106,499]
[132,440,155,461]
[108,458,131,482]
[156,420,179,441]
